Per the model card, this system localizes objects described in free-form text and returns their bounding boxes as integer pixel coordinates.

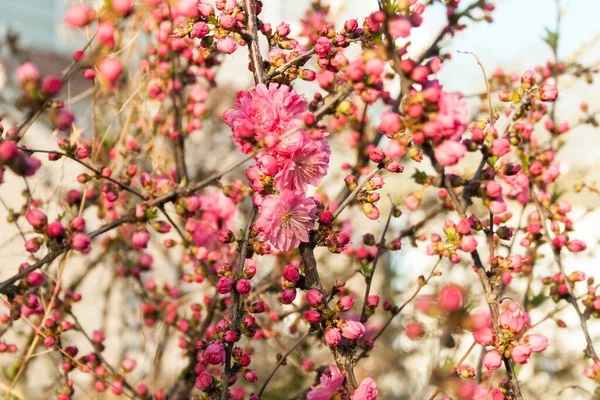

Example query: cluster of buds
[498,69,558,104]
[426,218,478,263]
[0,139,41,182]
[343,173,385,220]
[542,271,588,303]
[475,302,548,370]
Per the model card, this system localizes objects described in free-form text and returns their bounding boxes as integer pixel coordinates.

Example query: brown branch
[531,186,599,362]
[220,205,258,400]
[18,147,146,199]
[257,330,311,396]
[360,204,394,323]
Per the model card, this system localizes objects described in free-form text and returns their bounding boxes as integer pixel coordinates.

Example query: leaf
[543,27,559,52]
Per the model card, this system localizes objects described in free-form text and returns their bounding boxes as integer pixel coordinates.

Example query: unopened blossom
[434,140,466,166]
[511,344,531,364]
[437,284,465,312]
[64,4,93,28]
[525,334,548,352]
[307,365,345,400]
[223,84,307,153]
[204,342,225,365]
[483,350,503,370]
[341,320,365,339]
[352,377,378,400]
[255,190,317,251]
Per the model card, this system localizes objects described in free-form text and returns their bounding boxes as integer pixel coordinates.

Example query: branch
[257,330,311,396]
[220,205,258,400]
[360,204,394,323]
[531,186,599,362]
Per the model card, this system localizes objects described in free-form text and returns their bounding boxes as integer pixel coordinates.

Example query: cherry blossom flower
[223,84,307,153]
[255,190,317,251]
[307,365,345,400]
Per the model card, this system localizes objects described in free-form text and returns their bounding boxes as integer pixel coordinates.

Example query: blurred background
[0,0,600,399]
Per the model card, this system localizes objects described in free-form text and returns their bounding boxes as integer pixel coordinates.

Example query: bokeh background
[0,0,600,399]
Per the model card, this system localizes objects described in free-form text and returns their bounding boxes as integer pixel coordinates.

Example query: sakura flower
[352,377,378,400]
[255,190,317,251]
[425,92,468,140]
[434,140,466,166]
[307,365,345,400]
[274,131,331,192]
[223,84,307,153]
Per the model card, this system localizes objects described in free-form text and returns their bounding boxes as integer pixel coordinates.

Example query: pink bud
[304,310,321,324]
[341,320,365,339]
[64,5,94,28]
[216,36,238,54]
[235,279,251,296]
[16,62,40,85]
[98,58,123,82]
[47,221,65,237]
[437,284,464,312]
[280,288,297,304]
[71,233,91,252]
[324,327,341,346]
[132,231,150,251]
[195,371,213,390]
[40,76,62,97]
[306,289,323,306]
[567,239,587,253]
[525,334,548,352]
[510,344,531,364]
[112,0,133,15]
[26,209,47,229]
[216,277,234,294]
[460,235,478,253]
[337,296,354,311]
[282,265,300,283]
[482,350,502,370]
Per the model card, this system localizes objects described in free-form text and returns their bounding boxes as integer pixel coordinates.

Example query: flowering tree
[0,0,599,399]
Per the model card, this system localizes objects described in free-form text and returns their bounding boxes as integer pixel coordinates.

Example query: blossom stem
[360,204,394,323]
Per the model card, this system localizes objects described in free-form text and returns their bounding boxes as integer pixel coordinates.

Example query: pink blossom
[16,62,40,85]
[437,284,464,312]
[307,366,345,400]
[132,231,150,251]
[64,5,93,28]
[482,350,502,370]
[99,58,123,82]
[112,0,133,15]
[491,138,511,157]
[486,181,503,197]
[379,111,402,136]
[460,235,478,253]
[473,327,495,346]
[341,320,365,339]
[511,344,531,364]
[427,92,468,140]
[71,233,91,252]
[224,84,307,153]
[25,209,47,229]
[325,327,341,346]
[255,190,317,251]
[538,83,558,102]
[434,140,466,166]
[389,17,412,38]
[489,198,507,215]
[204,342,225,365]
[352,377,378,400]
[216,35,238,54]
[526,334,548,352]
[195,371,213,390]
[274,132,330,192]
[306,289,324,306]
[567,239,587,253]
